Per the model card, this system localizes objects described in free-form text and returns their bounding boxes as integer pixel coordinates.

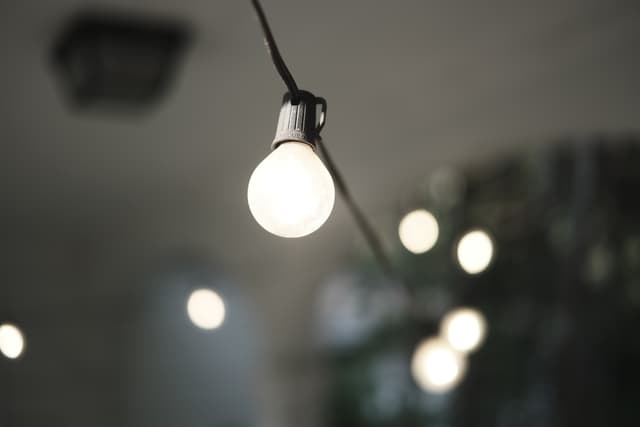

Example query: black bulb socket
[272,90,325,151]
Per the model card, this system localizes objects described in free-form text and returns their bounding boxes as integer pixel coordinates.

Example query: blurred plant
[317,139,640,427]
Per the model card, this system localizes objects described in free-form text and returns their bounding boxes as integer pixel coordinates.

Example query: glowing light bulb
[411,337,466,393]
[398,209,439,254]
[187,289,226,330]
[0,323,25,359]
[456,229,494,274]
[248,141,335,238]
[440,307,487,354]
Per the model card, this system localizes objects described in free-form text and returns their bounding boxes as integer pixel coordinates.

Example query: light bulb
[0,323,25,359]
[411,337,466,394]
[248,141,335,238]
[187,289,226,330]
[398,209,439,254]
[456,229,494,274]
[440,307,487,354]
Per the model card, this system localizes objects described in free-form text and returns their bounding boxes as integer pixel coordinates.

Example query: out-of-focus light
[398,209,439,254]
[456,229,494,274]
[411,337,466,393]
[440,307,487,354]
[187,289,226,330]
[0,323,25,359]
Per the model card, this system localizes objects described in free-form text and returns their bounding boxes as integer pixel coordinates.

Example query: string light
[248,1,335,239]
[456,229,494,274]
[411,337,466,393]
[0,323,25,359]
[187,289,226,330]
[398,209,439,254]
[440,307,487,354]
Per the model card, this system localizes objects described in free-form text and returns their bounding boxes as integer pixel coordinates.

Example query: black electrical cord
[250,0,301,102]
[316,136,397,280]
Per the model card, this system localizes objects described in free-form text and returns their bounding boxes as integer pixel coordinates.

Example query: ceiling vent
[52,12,190,111]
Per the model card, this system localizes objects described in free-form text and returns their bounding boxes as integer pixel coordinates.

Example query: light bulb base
[272,90,322,150]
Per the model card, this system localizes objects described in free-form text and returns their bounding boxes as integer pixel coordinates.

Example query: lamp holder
[272,90,326,150]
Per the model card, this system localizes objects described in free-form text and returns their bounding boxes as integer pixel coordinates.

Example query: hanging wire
[250,0,301,102]
[315,136,398,280]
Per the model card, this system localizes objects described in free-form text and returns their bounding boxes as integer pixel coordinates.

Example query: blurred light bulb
[411,337,466,393]
[440,307,487,354]
[187,289,226,330]
[248,141,335,238]
[0,323,25,359]
[398,209,439,254]
[456,229,494,274]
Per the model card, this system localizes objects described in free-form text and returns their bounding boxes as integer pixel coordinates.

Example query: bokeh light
[411,337,466,393]
[440,307,487,354]
[456,229,494,274]
[0,323,25,359]
[398,209,439,254]
[187,288,226,330]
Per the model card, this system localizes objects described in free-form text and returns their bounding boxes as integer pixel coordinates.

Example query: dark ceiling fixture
[52,12,189,109]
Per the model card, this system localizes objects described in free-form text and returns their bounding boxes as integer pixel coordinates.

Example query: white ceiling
[0,0,639,425]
